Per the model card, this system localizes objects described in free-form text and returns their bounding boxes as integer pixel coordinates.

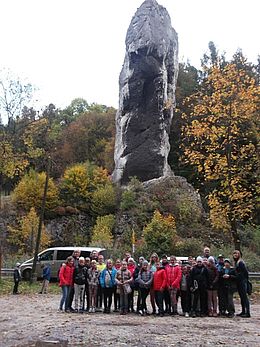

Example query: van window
[80,251,91,258]
[39,250,54,261]
[57,250,74,260]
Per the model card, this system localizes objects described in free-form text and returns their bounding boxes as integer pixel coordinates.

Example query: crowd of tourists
[57,247,251,318]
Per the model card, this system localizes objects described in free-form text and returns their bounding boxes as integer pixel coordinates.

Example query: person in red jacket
[59,256,74,312]
[166,256,182,315]
[153,262,167,316]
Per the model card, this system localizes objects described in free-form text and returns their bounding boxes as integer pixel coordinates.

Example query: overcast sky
[0,0,259,120]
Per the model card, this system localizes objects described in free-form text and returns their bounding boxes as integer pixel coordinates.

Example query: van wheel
[23,269,31,281]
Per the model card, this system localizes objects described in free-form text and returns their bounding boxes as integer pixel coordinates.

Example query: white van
[20,246,106,280]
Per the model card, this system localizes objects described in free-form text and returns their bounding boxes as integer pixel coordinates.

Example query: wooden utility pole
[30,157,51,283]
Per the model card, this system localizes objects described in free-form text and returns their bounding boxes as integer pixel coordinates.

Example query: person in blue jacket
[99,259,117,313]
[39,263,51,294]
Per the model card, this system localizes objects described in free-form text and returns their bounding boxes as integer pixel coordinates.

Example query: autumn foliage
[182,62,260,247]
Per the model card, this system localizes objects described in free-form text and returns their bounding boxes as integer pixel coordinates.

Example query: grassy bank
[0,278,60,295]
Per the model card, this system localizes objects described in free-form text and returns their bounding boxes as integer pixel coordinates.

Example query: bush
[91,184,117,216]
[12,170,59,212]
[7,207,50,255]
[173,238,204,257]
[90,214,115,249]
[143,210,177,256]
[59,162,111,210]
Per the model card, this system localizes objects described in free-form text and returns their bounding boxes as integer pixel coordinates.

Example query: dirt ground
[0,294,260,347]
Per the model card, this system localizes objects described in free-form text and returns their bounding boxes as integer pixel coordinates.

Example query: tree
[182,62,259,248]
[169,61,200,177]
[91,183,117,216]
[51,109,115,176]
[7,207,50,255]
[90,214,115,248]
[60,162,112,211]
[0,69,34,125]
[12,169,59,212]
[143,210,177,256]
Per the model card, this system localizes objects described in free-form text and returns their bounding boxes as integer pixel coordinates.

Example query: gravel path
[0,294,259,347]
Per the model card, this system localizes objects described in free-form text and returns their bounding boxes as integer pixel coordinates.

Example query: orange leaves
[181,61,259,233]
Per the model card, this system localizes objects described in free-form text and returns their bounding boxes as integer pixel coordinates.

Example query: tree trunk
[30,157,51,283]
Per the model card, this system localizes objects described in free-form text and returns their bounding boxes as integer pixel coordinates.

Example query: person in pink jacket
[59,256,74,312]
[166,256,182,315]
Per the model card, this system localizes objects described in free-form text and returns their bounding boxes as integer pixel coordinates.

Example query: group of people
[58,247,251,318]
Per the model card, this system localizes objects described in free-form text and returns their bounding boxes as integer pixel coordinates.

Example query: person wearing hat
[219,258,237,318]
[13,262,21,294]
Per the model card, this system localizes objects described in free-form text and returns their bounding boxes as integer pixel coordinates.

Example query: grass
[0,278,60,295]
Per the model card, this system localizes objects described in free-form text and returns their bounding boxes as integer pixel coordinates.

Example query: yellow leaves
[0,141,29,178]
[7,207,50,255]
[12,170,59,212]
[143,210,177,255]
[208,193,230,232]
[181,61,259,233]
[60,162,112,211]
[90,214,115,249]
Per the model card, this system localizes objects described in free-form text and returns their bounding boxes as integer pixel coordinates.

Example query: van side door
[38,249,55,278]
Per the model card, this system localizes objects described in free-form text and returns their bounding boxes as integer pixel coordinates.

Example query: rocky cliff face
[112,0,178,184]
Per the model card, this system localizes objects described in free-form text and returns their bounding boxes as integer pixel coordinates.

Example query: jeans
[207,289,218,313]
[192,288,207,315]
[74,284,85,310]
[119,292,128,312]
[155,290,164,314]
[180,290,191,313]
[223,287,235,314]
[238,279,250,314]
[60,285,72,310]
[139,287,150,311]
[103,287,114,310]
[13,281,20,294]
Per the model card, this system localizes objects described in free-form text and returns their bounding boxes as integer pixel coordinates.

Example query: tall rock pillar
[112,0,178,184]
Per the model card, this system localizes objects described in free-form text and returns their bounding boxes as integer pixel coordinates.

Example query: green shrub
[143,210,177,256]
[173,238,204,257]
[91,184,117,216]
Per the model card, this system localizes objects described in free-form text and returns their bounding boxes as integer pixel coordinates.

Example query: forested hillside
[0,43,259,267]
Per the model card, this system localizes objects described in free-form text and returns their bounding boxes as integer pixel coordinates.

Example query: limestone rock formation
[112,0,178,184]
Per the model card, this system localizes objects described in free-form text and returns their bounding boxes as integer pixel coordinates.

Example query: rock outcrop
[113,0,178,184]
